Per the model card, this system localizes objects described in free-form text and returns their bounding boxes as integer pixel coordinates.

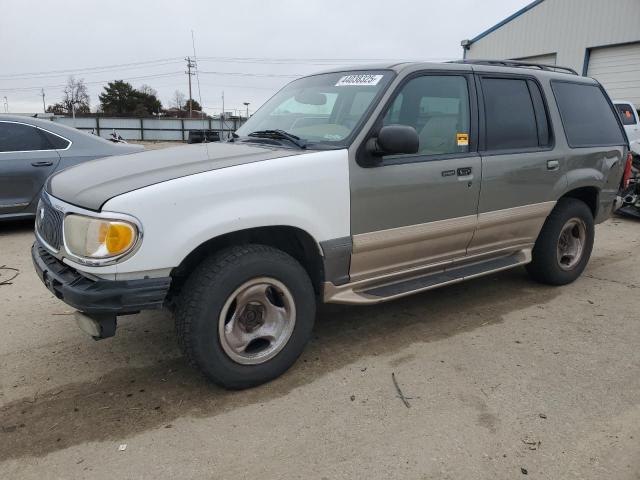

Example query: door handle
[31,161,53,167]
[547,160,560,171]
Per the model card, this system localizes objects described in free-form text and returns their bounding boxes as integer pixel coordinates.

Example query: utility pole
[41,89,46,113]
[185,56,196,118]
[220,91,225,139]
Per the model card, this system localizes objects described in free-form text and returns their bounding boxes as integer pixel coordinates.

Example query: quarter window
[616,103,638,126]
[382,75,470,156]
[551,81,625,148]
[0,122,52,152]
[39,129,71,149]
[481,78,544,151]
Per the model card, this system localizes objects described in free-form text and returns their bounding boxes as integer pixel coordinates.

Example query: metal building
[461,0,640,105]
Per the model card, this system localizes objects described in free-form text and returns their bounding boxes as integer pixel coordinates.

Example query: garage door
[512,53,557,65]
[587,42,640,106]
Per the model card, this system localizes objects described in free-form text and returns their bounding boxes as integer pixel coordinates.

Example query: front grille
[36,194,64,251]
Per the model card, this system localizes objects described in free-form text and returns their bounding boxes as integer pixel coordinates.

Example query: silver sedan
[0,115,143,220]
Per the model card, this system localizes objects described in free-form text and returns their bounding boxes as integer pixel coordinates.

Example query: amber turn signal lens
[105,223,135,255]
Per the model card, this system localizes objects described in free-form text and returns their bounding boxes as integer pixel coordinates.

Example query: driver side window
[383,75,470,156]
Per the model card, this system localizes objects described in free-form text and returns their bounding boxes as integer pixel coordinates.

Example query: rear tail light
[622,152,633,189]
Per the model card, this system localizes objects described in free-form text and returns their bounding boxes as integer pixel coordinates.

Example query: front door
[0,121,60,215]
[349,73,481,282]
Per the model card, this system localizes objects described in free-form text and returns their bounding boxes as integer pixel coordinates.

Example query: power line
[0,72,184,92]
[0,61,185,81]
[0,57,184,79]
[192,82,284,91]
[0,68,304,93]
[196,56,443,64]
[0,55,456,80]
[198,71,302,78]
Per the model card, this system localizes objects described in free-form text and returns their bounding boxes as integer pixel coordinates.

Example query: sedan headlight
[63,214,139,261]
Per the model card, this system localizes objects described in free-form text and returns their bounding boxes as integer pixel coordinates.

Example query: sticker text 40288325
[335,74,383,87]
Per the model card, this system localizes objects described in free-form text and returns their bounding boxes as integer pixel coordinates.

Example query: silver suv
[32,60,631,389]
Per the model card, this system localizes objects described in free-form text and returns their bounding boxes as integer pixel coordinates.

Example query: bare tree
[61,76,90,114]
[139,84,158,97]
[172,90,186,111]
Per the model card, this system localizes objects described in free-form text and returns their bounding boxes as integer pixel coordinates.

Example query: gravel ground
[1,215,639,479]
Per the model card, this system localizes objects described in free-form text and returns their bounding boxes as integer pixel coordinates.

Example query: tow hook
[74,311,117,340]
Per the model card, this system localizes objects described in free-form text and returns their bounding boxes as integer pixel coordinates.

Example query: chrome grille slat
[36,194,64,251]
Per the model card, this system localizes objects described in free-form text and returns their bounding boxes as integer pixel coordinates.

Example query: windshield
[235,70,394,148]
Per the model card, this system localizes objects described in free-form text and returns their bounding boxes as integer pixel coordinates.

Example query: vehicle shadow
[0,268,559,461]
[0,219,34,235]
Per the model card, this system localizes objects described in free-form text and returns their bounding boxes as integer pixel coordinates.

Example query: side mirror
[369,125,419,156]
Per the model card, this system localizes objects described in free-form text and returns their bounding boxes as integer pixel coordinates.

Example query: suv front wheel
[175,245,316,389]
[526,198,595,285]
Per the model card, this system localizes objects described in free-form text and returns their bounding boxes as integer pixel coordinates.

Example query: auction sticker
[336,74,383,86]
[456,133,469,146]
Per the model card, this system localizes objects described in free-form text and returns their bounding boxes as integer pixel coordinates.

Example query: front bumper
[32,242,171,315]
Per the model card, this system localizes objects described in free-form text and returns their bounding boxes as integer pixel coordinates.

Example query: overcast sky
[0,0,531,115]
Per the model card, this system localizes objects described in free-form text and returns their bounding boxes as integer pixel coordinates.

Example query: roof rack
[451,59,579,76]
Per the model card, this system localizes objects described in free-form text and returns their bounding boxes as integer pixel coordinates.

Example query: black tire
[526,198,595,285]
[175,245,316,389]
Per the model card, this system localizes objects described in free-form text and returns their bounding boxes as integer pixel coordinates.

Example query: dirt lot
[1,215,639,479]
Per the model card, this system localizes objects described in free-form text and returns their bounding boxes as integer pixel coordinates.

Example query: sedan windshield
[235,70,394,148]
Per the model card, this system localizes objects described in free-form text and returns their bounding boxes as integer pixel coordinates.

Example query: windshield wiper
[247,129,307,149]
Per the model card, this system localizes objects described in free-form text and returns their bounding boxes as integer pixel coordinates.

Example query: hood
[48,142,302,211]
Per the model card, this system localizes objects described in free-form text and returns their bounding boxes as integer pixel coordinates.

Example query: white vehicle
[614,101,640,156]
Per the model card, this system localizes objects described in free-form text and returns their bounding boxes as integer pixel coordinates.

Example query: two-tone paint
[39,62,627,304]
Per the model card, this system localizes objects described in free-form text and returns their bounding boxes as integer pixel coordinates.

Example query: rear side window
[0,122,52,152]
[616,103,637,126]
[481,77,549,151]
[551,82,625,147]
[39,129,71,149]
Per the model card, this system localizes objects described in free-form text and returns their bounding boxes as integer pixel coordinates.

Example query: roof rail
[451,59,579,76]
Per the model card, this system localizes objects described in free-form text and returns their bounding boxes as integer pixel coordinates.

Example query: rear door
[349,72,481,281]
[468,74,562,256]
[0,121,62,215]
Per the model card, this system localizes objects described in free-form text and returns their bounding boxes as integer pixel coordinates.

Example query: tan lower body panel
[327,201,555,305]
[467,201,556,255]
[349,214,476,282]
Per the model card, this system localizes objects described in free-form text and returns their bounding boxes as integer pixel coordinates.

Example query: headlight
[63,214,139,260]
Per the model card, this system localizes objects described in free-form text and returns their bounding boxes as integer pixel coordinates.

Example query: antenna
[191,30,209,152]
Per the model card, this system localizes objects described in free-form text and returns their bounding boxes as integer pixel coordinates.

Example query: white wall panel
[466,0,640,74]
[588,42,640,105]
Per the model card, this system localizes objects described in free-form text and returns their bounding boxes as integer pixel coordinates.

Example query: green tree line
[47,77,203,117]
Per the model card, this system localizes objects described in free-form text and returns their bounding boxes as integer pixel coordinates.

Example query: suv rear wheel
[526,198,595,285]
[175,245,316,389]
